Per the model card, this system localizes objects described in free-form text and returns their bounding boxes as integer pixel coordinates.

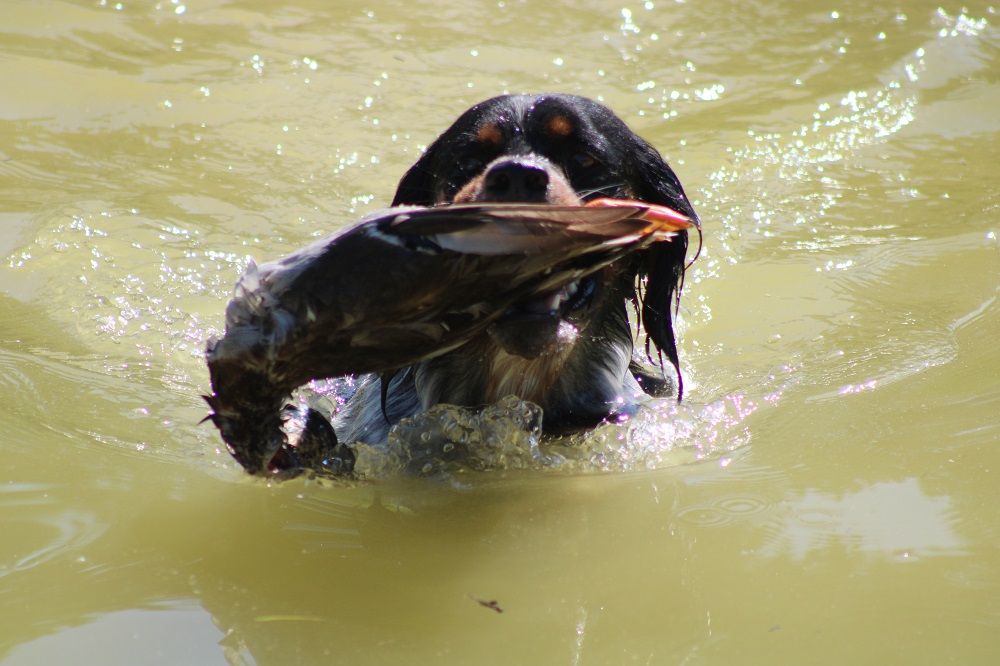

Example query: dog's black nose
[482,159,550,202]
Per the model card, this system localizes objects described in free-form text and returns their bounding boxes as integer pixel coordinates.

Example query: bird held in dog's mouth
[204,93,701,477]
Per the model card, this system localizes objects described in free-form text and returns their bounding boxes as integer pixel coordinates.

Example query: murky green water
[2,1,999,663]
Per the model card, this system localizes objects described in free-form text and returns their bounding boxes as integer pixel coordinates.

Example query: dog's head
[392,94,699,397]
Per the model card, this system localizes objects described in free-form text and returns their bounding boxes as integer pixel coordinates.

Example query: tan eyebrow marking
[476,123,503,146]
[545,114,574,137]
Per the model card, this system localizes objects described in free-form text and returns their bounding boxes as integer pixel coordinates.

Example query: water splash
[336,391,758,481]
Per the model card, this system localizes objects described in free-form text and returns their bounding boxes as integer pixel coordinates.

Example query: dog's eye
[572,152,599,169]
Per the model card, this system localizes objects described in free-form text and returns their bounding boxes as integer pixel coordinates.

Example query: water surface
[2,1,998,663]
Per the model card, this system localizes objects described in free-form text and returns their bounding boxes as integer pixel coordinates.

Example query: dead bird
[205,94,700,476]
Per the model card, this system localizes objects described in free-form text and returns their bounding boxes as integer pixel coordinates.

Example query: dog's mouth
[487,275,598,358]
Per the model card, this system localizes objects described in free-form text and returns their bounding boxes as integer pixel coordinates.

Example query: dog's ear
[626,138,700,401]
[391,148,440,206]
[627,137,698,221]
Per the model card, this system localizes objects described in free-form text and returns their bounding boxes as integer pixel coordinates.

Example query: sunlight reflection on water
[759,478,964,560]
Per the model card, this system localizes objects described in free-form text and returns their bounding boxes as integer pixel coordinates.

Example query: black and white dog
[335,94,699,446]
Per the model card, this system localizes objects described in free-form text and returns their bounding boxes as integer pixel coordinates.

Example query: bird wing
[205,201,692,474]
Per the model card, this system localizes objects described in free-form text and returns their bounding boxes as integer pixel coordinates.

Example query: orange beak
[585,197,695,232]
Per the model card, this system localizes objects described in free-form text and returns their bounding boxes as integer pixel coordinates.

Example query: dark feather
[205,203,687,474]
